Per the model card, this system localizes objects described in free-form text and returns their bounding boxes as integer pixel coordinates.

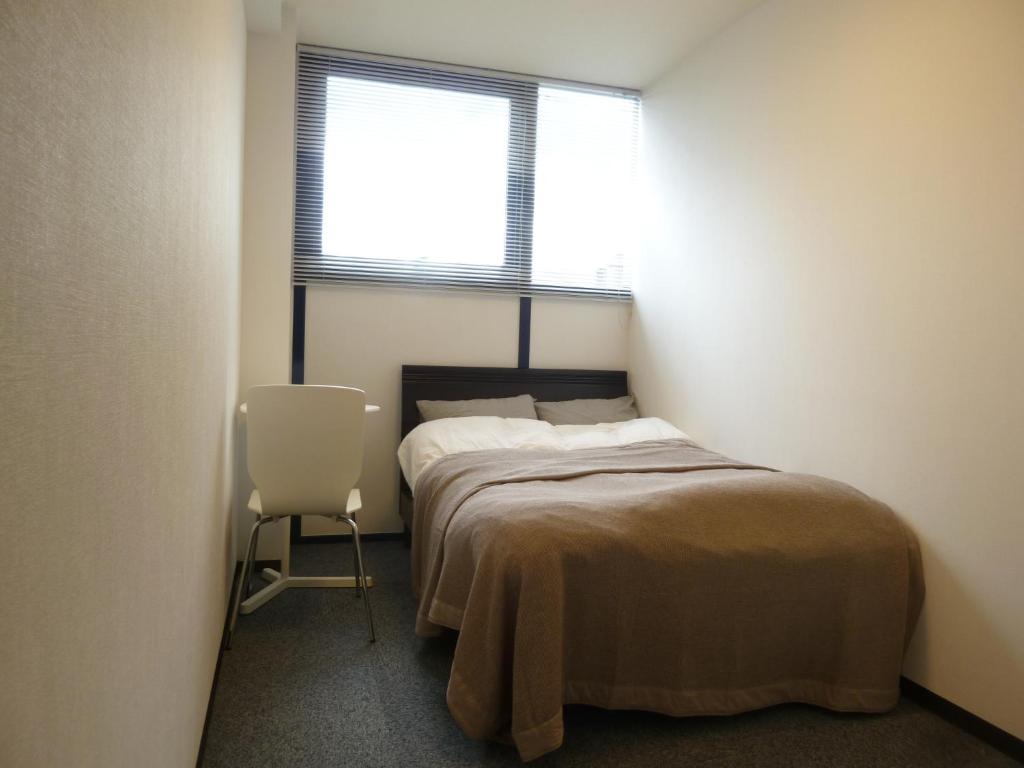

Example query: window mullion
[505,85,538,295]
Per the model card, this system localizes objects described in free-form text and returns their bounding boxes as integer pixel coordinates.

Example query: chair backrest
[246,385,366,517]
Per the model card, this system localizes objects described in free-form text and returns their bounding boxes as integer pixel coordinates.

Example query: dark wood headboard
[400,365,629,440]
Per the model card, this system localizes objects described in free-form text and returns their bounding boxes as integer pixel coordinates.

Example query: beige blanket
[411,439,924,761]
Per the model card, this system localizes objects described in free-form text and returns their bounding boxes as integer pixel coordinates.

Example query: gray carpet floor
[203,541,1019,768]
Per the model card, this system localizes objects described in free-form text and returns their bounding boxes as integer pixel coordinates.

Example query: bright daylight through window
[321,78,510,268]
[294,49,639,299]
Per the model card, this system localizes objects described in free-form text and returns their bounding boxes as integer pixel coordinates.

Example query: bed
[397,365,630,533]
[398,365,925,762]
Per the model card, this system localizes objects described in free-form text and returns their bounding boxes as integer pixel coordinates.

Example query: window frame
[293,47,636,300]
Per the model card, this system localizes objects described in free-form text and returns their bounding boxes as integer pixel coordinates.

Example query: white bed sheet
[397,416,689,492]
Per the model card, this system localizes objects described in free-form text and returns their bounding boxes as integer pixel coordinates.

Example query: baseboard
[293,531,406,544]
[243,558,284,572]
[900,676,1024,763]
[194,559,282,767]
[194,565,238,767]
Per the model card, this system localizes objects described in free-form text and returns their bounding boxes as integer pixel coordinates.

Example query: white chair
[228,385,375,647]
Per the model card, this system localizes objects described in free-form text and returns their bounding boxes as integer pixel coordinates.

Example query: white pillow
[555,417,689,449]
[398,417,560,490]
[397,415,689,492]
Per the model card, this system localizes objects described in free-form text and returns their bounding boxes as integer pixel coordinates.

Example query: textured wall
[631,0,1024,739]
[0,2,246,766]
[236,16,297,560]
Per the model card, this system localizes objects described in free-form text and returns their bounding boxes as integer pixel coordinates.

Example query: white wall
[531,297,632,370]
[632,0,1024,738]
[237,9,297,559]
[239,19,295,398]
[305,288,517,534]
[0,1,246,765]
[304,288,631,534]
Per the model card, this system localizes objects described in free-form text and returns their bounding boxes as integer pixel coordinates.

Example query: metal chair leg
[244,519,264,599]
[351,512,362,599]
[227,517,261,649]
[338,512,361,599]
[227,516,274,649]
[341,515,375,642]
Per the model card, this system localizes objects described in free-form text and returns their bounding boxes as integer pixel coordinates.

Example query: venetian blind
[294,47,638,299]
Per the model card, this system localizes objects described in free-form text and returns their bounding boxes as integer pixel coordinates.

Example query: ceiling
[246,0,763,89]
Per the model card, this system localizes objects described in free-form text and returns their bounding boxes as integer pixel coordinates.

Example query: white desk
[236,401,380,614]
[238,402,380,416]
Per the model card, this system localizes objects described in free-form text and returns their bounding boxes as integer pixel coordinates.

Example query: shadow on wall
[901,535,1021,734]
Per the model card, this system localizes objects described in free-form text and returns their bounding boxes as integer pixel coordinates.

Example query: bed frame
[398,365,629,536]
[400,364,628,439]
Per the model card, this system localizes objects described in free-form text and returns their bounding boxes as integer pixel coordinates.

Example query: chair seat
[248,487,362,518]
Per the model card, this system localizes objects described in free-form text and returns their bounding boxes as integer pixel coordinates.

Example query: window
[294,48,638,299]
